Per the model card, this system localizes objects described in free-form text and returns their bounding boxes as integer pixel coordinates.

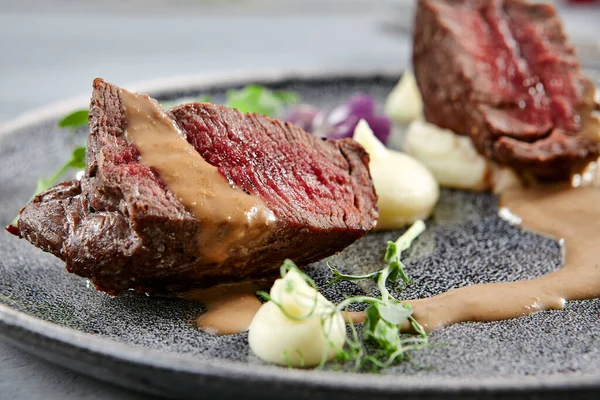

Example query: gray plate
[1,70,599,400]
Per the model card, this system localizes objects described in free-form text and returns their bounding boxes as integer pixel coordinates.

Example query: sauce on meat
[120,89,276,264]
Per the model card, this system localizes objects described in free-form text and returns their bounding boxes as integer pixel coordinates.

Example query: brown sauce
[344,311,367,324]
[120,88,276,263]
[402,183,600,332]
[344,169,600,331]
[183,283,264,335]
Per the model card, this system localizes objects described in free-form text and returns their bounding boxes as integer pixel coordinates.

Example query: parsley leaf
[58,109,89,129]
[226,85,298,116]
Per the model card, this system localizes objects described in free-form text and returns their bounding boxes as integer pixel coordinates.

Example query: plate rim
[1,67,599,396]
[3,303,600,395]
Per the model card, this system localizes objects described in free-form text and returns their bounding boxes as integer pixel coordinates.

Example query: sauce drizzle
[120,89,276,263]
[403,184,600,331]
[183,283,264,335]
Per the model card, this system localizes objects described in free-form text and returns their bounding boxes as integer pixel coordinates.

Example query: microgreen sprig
[329,221,428,371]
[265,221,428,372]
[34,146,86,195]
[328,221,428,369]
[328,220,425,288]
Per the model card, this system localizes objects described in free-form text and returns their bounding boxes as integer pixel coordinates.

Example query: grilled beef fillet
[13,79,378,295]
[413,0,599,180]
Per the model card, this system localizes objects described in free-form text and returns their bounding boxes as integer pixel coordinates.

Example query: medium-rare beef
[14,79,378,295]
[413,0,600,180]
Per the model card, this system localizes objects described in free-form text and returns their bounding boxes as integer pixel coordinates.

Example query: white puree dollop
[248,269,345,367]
[383,72,517,192]
[404,120,491,191]
[353,119,439,229]
[384,71,423,122]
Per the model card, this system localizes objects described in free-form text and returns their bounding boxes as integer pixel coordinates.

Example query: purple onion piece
[364,114,392,144]
[296,93,391,144]
[345,94,376,120]
[324,115,360,140]
[327,94,375,127]
[283,105,324,133]
[327,104,350,127]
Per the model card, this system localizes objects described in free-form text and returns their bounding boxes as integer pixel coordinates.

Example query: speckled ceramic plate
[1,70,599,399]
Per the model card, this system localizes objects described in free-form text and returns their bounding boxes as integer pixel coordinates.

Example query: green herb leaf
[376,300,412,325]
[387,259,410,285]
[369,318,401,350]
[69,146,87,169]
[273,90,299,104]
[15,146,87,225]
[58,109,89,129]
[363,303,381,336]
[323,221,429,371]
[226,85,298,117]
[35,146,86,196]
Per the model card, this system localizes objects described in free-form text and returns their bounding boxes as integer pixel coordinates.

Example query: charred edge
[5,224,20,237]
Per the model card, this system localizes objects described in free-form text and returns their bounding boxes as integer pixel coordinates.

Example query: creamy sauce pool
[119,89,276,263]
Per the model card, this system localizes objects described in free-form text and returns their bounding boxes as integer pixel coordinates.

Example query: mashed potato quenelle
[353,120,439,229]
[404,120,491,191]
[384,72,524,193]
[248,268,346,367]
[384,71,423,123]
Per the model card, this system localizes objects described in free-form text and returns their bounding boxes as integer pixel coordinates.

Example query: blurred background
[1,0,599,124]
[0,0,599,398]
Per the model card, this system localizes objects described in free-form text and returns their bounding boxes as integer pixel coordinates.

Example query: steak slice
[413,0,600,180]
[15,79,378,295]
